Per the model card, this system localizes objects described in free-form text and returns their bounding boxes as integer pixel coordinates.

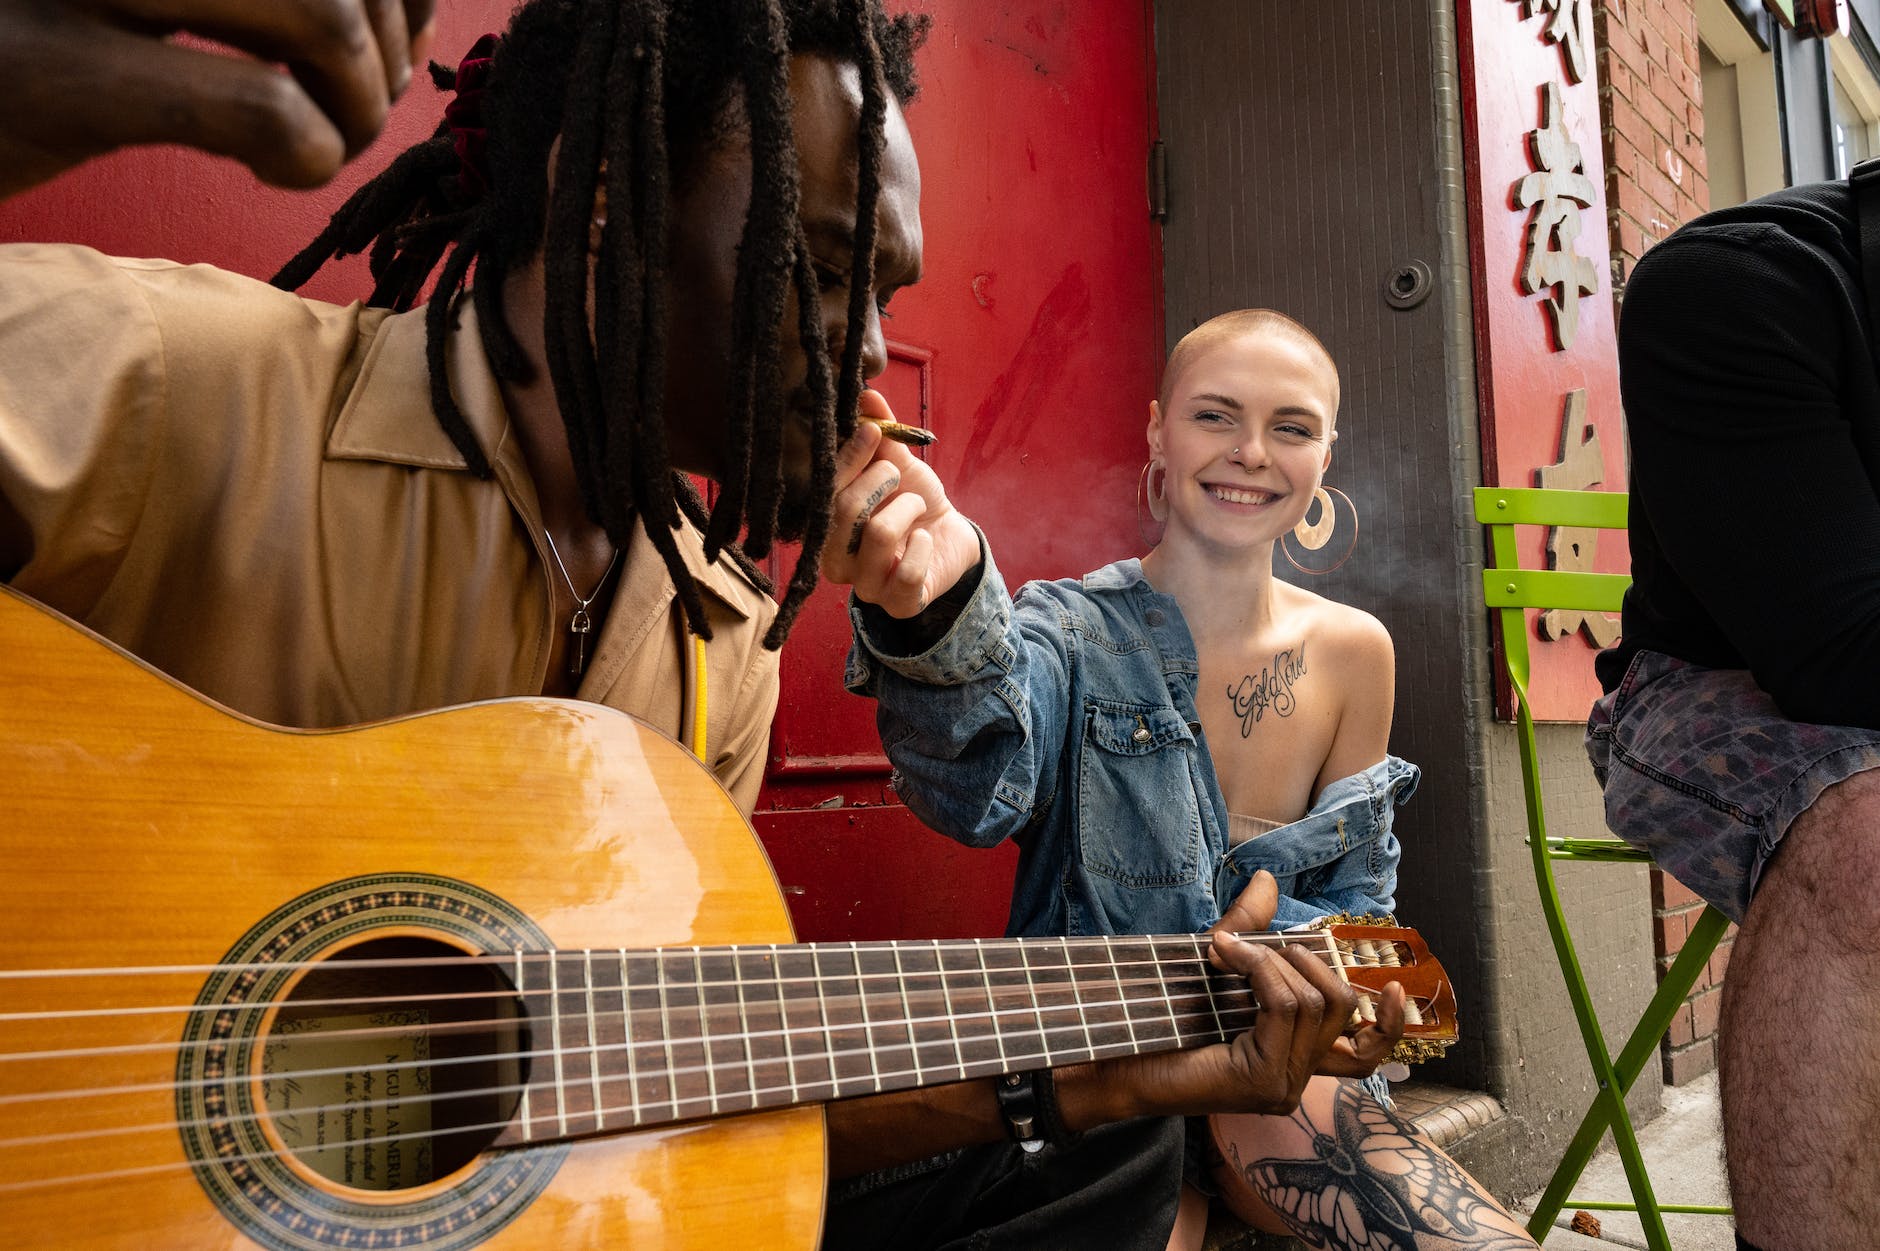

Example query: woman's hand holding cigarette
[822,390,980,619]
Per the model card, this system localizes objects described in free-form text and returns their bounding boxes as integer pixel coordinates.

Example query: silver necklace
[542,528,622,677]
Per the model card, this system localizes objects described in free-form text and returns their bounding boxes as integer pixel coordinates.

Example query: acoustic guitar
[0,585,1455,1249]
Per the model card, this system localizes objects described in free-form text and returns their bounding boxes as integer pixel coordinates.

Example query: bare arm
[0,0,436,200]
[1315,607,1395,794]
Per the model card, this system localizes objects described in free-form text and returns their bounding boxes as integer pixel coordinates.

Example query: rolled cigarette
[864,415,937,447]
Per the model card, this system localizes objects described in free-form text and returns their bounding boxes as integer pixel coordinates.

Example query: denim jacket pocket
[1076,701,1203,888]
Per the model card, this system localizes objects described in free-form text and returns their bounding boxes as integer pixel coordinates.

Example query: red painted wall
[755,4,1164,941]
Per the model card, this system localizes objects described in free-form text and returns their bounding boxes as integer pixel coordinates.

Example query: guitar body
[0,587,825,1249]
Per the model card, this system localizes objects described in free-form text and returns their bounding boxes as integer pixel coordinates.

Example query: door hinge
[1148,139,1168,223]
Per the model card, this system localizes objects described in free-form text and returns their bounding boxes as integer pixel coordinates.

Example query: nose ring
[1231,447,1241,457]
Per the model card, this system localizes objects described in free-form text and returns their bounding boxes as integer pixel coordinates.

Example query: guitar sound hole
[260,936,527,1192]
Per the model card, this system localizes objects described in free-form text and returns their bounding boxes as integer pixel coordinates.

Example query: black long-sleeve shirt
[1602,180,1880,729]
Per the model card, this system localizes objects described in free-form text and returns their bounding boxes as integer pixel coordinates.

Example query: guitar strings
[0,1003,1285,1195]
[0,939,1411,1068]
[0,967,1413,1173]
[2,991,1274,1150]
[0,958,1397,1097]
[0,939,1412,1088]
[0,948,1407,1027]
[0,929,1407,985]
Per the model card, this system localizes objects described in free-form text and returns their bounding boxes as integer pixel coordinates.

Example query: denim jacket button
[1132,726,1152,744]
[1144,608,1165,627]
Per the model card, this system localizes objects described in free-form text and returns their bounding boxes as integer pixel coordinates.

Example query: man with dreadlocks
[0,2,1401,1247]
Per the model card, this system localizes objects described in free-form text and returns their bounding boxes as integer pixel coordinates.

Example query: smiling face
[661,53,923,538]
[1147,325,1340,556]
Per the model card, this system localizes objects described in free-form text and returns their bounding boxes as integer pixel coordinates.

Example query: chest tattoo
[1225,644,1308,737]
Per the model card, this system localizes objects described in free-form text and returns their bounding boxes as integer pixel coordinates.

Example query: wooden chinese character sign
[1459,0,1628,719]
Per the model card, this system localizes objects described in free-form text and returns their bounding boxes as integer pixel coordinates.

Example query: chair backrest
[1475,485,1734,1247]
[1472,486,1629,714]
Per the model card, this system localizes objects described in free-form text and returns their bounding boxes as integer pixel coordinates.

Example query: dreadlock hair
[273,0,929,649]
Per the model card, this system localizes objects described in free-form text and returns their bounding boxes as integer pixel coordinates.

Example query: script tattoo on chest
[1225,645,1308,738]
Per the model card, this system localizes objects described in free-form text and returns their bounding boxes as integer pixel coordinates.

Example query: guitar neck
[495,931,1326,1146]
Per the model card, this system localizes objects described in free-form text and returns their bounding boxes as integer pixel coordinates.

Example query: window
[1696,0,1784,206]
[1829,32,1880,181]
[1831,68,1874,178]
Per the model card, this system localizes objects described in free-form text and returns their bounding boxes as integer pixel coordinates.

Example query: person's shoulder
[0,242,163,322]
[1623,181,1864,366]
[1637,180,1856,282]
[1017,563,1112,612]
[1661,180,1852,245]
[1276,589,1394,729]
[4,242,368,366]
[1277,580,1384,637]
[2,241,301,303]
[1280,584,1392,665]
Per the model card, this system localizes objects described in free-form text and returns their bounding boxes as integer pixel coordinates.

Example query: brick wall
[1597,0,1711,293]
[1593,0,1737,1085]
[1650,870,1735,1083]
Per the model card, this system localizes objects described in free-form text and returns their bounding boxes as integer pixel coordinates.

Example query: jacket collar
[1082,557,1152,594]
[325,298,502,470]
[1082,558,1197,674]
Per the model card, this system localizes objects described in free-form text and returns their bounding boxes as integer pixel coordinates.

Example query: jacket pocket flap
[1086,702,1194,755]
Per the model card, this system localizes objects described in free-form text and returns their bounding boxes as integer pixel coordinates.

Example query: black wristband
[1031,1067,1082,1150]
[860,558,986,655]
[995,1071,1044,1153]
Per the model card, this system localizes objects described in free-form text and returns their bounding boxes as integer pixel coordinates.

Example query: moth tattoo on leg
[1229,1084,1536,1251]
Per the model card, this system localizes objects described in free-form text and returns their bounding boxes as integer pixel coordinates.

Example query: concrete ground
[1518,1071,1734,1250]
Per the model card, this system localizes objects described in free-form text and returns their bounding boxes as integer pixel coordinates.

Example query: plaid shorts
[1585,649,1880,923]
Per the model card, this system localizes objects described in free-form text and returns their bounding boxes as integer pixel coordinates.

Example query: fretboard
[494,933,1288,1144]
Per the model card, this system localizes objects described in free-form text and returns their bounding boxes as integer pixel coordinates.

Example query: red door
[756,2,1165,941]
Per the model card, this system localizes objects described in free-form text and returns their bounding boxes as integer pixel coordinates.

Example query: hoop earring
[1281,485,1358,575]
[1136,459,1168,549]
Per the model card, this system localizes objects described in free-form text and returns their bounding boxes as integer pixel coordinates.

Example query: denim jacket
[847,550,1416,937]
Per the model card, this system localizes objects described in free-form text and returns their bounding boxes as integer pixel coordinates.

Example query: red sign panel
[1458,0,1629,720]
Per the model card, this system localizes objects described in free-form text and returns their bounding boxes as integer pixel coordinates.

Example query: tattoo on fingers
[845,477,898,556]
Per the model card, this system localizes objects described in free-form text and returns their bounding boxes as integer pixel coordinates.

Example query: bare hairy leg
[1721,769,1880,1249]
[1209,1076,1535,1250]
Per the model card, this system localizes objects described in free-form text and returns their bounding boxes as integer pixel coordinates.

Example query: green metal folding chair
[1474,487,1731,1250]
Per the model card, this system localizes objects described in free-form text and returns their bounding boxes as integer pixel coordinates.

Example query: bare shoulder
[1276,583,1393,671]
[1275,586,1397,787]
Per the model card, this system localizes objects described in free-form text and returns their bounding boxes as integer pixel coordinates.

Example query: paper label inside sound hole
[263,1009,436,1189]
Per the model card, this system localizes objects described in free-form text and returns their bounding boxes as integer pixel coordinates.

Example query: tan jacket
[0,244,779,814]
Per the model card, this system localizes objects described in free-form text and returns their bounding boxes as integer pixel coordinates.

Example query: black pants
[822,1116,1185,1251]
